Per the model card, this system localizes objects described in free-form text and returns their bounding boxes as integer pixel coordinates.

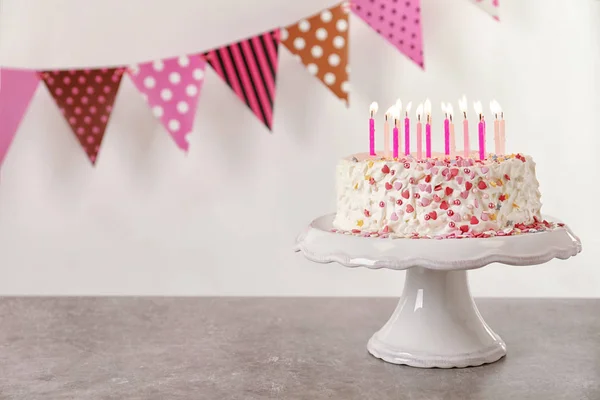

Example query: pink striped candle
[404,116,410,156]
[444,117,450,156]
[393,121,399,158]
[425,120,432,159]
[478,117,486,160]
[463,119,470,158]
[369,102,378,156]
[404,102,412,156]
[416,103,423,160]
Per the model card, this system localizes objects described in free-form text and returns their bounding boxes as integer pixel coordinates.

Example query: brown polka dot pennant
[39,68,125,164]
[351,0,424,69]
[281,3,350,104]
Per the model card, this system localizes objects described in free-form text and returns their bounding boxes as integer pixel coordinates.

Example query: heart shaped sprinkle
[385,182,393,190]
[421,198,432,207]
[456,176,464,185]
[481,167,489,174]
[406,204,414,213]
[470,216,479,225]
[445,187,454,196]
[390,212,399,221]
[402,190,410,199]
[382,165,390,174]
[460,191,469,199]
[394,182,403,190]
[478,181,488,190]
[440,201,449,210]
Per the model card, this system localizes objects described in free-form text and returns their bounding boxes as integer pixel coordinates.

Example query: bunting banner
[471,0,500,20]
[351,0,424,69]
[128,54,207,151]
[39,68,124,164]
[0,4,495,169]
[204,30,280,130]
[0,69,40,166]
[281,3,350,104]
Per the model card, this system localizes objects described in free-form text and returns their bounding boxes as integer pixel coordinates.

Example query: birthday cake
[332,99,553,239]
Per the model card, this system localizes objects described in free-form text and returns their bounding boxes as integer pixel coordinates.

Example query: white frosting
[333,153,542,237]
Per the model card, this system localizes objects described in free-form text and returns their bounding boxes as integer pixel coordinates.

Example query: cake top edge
[342,152,530,166]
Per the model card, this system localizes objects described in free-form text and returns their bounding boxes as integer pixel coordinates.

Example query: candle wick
[385,114,388,122]
[449,115,453,123]
[501,112,504,119]
[370,111,374,118]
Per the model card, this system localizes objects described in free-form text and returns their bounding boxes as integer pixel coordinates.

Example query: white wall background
[0,0,598,296]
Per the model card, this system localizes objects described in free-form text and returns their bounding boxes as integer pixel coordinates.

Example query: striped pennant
[205,30,280,130]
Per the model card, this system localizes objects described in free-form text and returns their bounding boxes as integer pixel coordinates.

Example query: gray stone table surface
[0,298,599,400]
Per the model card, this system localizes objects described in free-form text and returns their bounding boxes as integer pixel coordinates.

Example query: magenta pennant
[470,0,500,20]
[0,69,40,166]
[205,30,280,130]
[128,55,207,151]
[351,0,424,69]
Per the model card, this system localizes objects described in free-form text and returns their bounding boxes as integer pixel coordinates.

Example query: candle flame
[395,98,402,114]
[458,95,468,114]
[447,103,454,120]
[405,101,412,117]
[473,101,483,118]
[369,102,379,116]
[424,98,432,116]
[385,106,395,120]
[440,101,446,113]
[489,99,500,118]
[494,100,503,118]
[390,105,400,122]
[416,103,423,121]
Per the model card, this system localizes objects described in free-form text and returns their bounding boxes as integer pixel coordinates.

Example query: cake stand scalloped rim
[294,213,582,271]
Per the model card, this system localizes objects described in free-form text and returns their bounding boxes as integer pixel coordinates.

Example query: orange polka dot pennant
[39,68,125,164]
[281,3,350,104]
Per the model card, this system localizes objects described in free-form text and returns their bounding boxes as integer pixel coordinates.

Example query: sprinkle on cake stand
[294,213,582,369]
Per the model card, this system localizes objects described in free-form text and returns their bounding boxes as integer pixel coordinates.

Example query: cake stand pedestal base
[367,267,506,368]
[295,213,581,368]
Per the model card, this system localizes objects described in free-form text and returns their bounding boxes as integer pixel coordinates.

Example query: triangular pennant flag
[0,68,40,167]
[281,3,350,104]
[39,68,124,164]
[127,55,207,151]
[205,30,280,130]
[470,0,500,20]
[351,0,424,68]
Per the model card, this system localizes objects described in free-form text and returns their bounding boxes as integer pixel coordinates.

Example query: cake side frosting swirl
[333,153,542,238]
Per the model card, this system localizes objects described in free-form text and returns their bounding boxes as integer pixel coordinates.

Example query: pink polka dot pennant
[39,68,125,165]
[351,0,424,69]
[471,0,500,21]
[127,55,207,151]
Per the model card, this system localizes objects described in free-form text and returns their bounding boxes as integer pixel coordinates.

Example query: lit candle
[498,102,505,155]
[442,102,450,156]
[448,104,456,157]
[474,101,485,160]
[459,95,470,158]
[392,106,400,159]
[369,102,378,156]
[490,100,500,155]
[404,102,412,156]
[395,99,403,157]
[416,103,423,160]
[424,98,432,159]
[384,107,392,159]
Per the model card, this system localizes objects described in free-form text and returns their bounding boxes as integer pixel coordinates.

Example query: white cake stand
[294,214,581,369]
